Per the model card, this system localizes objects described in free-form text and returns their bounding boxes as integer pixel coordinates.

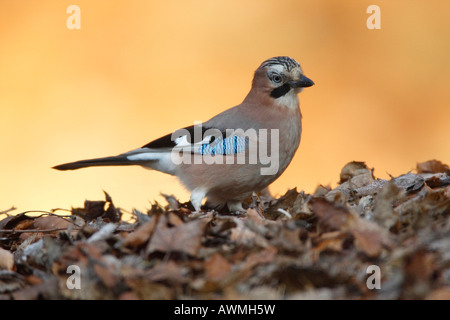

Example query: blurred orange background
[1,1,449,214]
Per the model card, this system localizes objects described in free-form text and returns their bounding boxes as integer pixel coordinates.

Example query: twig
[0,227,80,234]
[0,206,16,216]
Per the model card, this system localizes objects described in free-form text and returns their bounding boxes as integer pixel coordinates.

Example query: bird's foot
[227,201,247,216]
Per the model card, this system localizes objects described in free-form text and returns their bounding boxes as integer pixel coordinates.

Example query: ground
[0,160,449,300]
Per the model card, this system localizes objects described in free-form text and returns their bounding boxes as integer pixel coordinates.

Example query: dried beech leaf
[393,172,424,193]
[1,159,449,300]
[373,181,402,229]
[123,218,157,247]
[417,160,450,175]
[310,197,349,231]
[147,217,208,256]
[145,260,188,283]
[339,161,371,184]
[0,248,14,271]
[205,253,232,282]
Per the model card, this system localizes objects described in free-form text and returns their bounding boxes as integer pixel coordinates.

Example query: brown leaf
[0,212,34,230]
[403,249,437,298]
[264,188,299,219]
[351,225,383,258]
[426,287,450,300]
[204,253,231,282]
[417,160,450,175]
[83,200,106,220]
[373,181,402,229]
[122,218,157,247]
[244,246,277,270]
[339,161,371,184]
[0,271,25,293]
[312,231,346,259]
[147,216,209,256]
[72,191,121,222]
[311,196,391,257]
[166,212,184,226]
[34,216,70,229]
[33,216,76,237]
[125,279,173,299]
[161,193,181,211]
[229,218,270,248]
[419,172,450,188]
[246,208,267,225]
[145,260,188,283]
[310,197,349,231]
[0,247,14,270]
[347,209,392,257]
[79,243,120,289]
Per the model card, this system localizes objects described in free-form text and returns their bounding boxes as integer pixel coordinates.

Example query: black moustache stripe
[270,83,291,99]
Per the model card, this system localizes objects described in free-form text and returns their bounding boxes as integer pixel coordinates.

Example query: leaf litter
[0,160,449,300]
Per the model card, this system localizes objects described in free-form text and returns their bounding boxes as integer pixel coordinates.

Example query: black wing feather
[141,125,225,149]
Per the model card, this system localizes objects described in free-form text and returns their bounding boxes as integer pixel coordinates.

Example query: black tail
[52,155,134,171]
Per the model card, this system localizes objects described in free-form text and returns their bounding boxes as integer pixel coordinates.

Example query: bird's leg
[227,201,245,214]
[190,188,206,212]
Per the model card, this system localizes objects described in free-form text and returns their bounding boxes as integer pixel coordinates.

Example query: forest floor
[0,160,449,300]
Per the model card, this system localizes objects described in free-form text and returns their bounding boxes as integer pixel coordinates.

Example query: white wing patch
[174,134,212,147]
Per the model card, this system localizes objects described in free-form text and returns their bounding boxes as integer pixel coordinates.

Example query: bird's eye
[271,74,282,83]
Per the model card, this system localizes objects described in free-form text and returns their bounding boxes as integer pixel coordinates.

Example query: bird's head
[249,56,314,108]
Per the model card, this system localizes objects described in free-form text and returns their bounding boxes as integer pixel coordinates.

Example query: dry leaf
[351,224,384,257]
[0,247,14,270]
[1,159,449,300]
[417,160,450,175]
[312,231,346,259]
[339,161,371,184]
[123,218,157,247]
[373,181,402,229]
[310,197,349,231]
[145,260,188,283]
[147,216,208,256]
[204,253,231,282]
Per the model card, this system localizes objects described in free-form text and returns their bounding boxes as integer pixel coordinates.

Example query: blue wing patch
[198,135,248,155]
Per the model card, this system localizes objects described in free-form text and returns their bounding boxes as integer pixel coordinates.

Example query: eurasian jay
[53,56,314,212]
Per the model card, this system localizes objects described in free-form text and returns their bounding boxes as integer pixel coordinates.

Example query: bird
[53,56,314,212]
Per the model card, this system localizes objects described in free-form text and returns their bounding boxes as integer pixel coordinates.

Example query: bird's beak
[288,75,314,88]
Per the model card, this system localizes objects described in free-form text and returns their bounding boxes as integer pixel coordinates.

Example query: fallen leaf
[229,217,270,248]
[147,215,209,256]
[122,218,157,247]
[373,181,402,229]
[0,270,25,293]
[243,246,277,270]
[351,224,384,258]
[0,212,34,231]
[145,260,188,283]
[393,172,424,193]
[312,231,346,259]
[161,193,181,211]
[0,247,14,270]
[86,223,117,243]
[426,287,450,300]
[34,216,71,230]
[419,173,450,188]
[310,197,349,231]
[417,160,450,175]
[339,161,371,184]
[72,191,122,222]
[403,249,437,299]
[204,253,231,282]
